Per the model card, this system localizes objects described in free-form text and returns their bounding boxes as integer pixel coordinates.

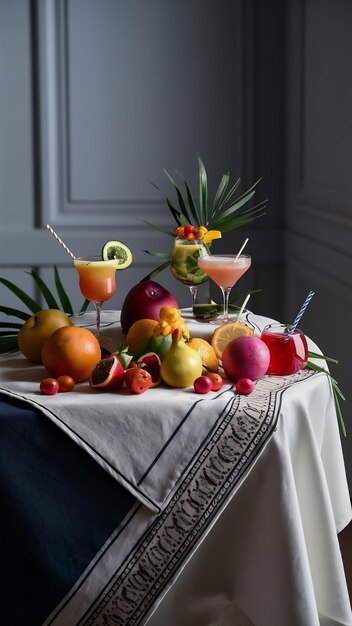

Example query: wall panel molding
[286,0,352,256]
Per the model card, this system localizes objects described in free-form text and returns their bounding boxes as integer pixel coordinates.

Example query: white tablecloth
[1,310,351,625]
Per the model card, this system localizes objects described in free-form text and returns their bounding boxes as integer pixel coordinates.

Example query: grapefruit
[41,326,101,382]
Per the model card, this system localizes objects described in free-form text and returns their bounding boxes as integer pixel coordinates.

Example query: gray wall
[284,0,352,492]
[0,0,351,490]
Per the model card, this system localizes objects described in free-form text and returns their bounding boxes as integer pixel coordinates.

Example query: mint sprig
[306,351,346,437]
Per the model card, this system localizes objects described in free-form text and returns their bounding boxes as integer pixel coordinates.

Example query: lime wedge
[102,240,133,269]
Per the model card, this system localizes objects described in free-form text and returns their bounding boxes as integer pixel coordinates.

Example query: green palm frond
[0,267,89,354]
[145,156,267,278]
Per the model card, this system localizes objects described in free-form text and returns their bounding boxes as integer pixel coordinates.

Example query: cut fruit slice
[202,230,221,244]
[211,322,254,360]
[102,240,133,269]
[89,355,125,390]
[136,352,161,387]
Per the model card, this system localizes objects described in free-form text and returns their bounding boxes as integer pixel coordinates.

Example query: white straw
[234,237,249,261]
[46,224,76,260]
[236,293,251,323]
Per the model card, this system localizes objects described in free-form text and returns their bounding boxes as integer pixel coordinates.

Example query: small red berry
[236,378,255,395]
[184,225,195,236]
[40,377,59,395]
[194,376,212,394]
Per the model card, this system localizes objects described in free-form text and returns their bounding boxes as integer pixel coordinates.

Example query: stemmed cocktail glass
[170,237,208,310]
[74,256,117,341]
[197,252,251,323]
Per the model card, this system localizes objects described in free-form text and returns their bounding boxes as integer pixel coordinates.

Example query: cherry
[236,378,254,395]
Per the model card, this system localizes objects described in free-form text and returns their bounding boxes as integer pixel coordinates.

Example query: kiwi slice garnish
[102,240,133,269]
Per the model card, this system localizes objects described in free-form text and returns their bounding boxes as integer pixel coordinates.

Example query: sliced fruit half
[90,355,125,390]
[136,352,161,387]
[102,240,133,269]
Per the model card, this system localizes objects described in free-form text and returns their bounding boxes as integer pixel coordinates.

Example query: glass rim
[174,237,204,244]
[74,256,116,262]
[262,323,304,335]
[198,253,251,260]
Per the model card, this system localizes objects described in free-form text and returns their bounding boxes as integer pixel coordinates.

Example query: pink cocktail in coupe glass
[197,253,251,322]
[260,323,308,375]
[74,256,117,340]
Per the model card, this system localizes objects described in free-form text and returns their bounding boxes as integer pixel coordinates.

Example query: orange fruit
[41,326,101,382]
[125,318,158,357]
[56,375,75,392]
[211,322,254,360]
[187,337,219,372]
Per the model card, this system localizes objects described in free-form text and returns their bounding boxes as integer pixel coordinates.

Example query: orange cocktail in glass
[74,256,117,340]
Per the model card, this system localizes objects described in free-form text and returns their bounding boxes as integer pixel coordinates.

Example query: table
[1,311,351,626]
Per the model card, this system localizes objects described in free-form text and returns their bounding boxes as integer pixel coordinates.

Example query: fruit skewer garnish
[174,224,222,244]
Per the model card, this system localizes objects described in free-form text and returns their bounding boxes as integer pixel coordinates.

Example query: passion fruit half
[102,240,133,269]
[90,355,125,391]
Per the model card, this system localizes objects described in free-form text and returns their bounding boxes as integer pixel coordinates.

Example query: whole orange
[41,326,101,382]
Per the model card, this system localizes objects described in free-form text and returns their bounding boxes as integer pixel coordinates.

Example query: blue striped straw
[284,290,315,342]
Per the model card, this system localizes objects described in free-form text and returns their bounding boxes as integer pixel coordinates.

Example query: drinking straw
[236,293,251,323]
[284,290,315,342]
[46,224,76,260]
[234,237,249,261]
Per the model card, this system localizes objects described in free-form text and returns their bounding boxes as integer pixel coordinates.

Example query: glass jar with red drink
[260,323,308,376]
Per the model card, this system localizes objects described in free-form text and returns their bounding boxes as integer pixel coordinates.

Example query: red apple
[120,280,178,334]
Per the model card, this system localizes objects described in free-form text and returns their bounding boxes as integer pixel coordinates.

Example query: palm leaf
[165,196,183,225]
[0,305,31,321]
[78,298,90,314]
[229,288,262,303]
[0,322,23,329]
[144,251,171,259]
[183,178,201,225]
[25,270,60,309]
[142,260,171,281]
[215,177,242,214]
[198,156,208,224]
[144,221,176,237]
[163,170,192,224]
[54,265,73,314]
[211,173,230,216]
[210,203,266,232]
[0,336,19,352]
[0,278,41,313]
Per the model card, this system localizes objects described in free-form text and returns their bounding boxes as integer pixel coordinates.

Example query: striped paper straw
[284,290,315,342]
[46,224,76,260]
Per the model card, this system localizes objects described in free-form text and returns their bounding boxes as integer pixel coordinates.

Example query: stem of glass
[94,301,103,341]
[189,285,198,311]
[220,287,232,322]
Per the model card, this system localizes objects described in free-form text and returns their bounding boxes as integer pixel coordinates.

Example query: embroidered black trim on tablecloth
[77,369,316,626]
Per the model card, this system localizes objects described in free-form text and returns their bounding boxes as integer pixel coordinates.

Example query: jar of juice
[260,324,308,375]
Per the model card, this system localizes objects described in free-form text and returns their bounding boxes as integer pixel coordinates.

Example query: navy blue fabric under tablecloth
[0,396,136,626]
